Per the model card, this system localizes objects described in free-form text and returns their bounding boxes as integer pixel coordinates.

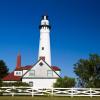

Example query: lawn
[0,96,100,100]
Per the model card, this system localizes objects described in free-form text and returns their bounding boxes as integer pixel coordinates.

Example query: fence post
[90,88,92,98]
[71,88,73,98]
[12,86,15,96]
[51,88,54,96]
[32,87,34,97]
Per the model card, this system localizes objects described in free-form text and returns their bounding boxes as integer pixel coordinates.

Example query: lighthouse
[3,15,61,88]
[38,15,51,66]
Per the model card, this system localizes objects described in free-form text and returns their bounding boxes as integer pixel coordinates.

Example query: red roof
[15,65,32,70]
[3,65,32,81]
[16,65,61,71]
[52,66,61,71]
[3,72,21,81]
[3,65,60,81]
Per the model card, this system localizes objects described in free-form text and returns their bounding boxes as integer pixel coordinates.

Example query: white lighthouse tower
[38,15,51,66]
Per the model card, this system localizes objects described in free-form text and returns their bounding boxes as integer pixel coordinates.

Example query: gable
[23,59,60,78]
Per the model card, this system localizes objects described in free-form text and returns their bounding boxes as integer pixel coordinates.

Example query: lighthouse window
[42,47,44,50]
[44,22,46,25]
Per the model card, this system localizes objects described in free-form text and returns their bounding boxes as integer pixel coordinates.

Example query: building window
[47,70,53,77]
[39,62,43,66]
[42,47,44,50]
[16,72,19,75]
[16,71,21,75]
[29,81,33,87]
[29,70,35,76]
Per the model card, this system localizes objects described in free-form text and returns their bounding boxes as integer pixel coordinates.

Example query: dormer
[14,70,22,76]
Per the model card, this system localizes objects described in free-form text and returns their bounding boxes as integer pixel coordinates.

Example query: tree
[0,60,9,80]
[74,54,100,88]
[53,76,75,88]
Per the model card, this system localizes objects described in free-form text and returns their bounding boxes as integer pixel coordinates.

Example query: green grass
[0,96,100,100]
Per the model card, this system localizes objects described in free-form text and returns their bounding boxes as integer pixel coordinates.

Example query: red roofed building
[3,55,61,88]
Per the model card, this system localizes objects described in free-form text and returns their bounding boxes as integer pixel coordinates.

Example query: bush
[0,80,2,87]
[2,81,30,87]
[53,76,76,88]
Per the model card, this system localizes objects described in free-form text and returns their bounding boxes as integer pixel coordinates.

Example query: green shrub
[0,80,2,87]
[2,81,30,87]
[53,76,75,88]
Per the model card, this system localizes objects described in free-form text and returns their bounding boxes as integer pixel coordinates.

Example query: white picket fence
[0,87,100,97]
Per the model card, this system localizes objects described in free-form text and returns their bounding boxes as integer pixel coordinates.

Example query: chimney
[16,53,21,69]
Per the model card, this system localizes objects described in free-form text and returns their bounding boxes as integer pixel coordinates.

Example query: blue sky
[0,0,100,77]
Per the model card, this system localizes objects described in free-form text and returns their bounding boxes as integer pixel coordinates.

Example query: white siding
[22,60,60,88]
[23,60,59,78]
[22,79,57,88]
[55,71,60,75]
[23,70,28,75]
